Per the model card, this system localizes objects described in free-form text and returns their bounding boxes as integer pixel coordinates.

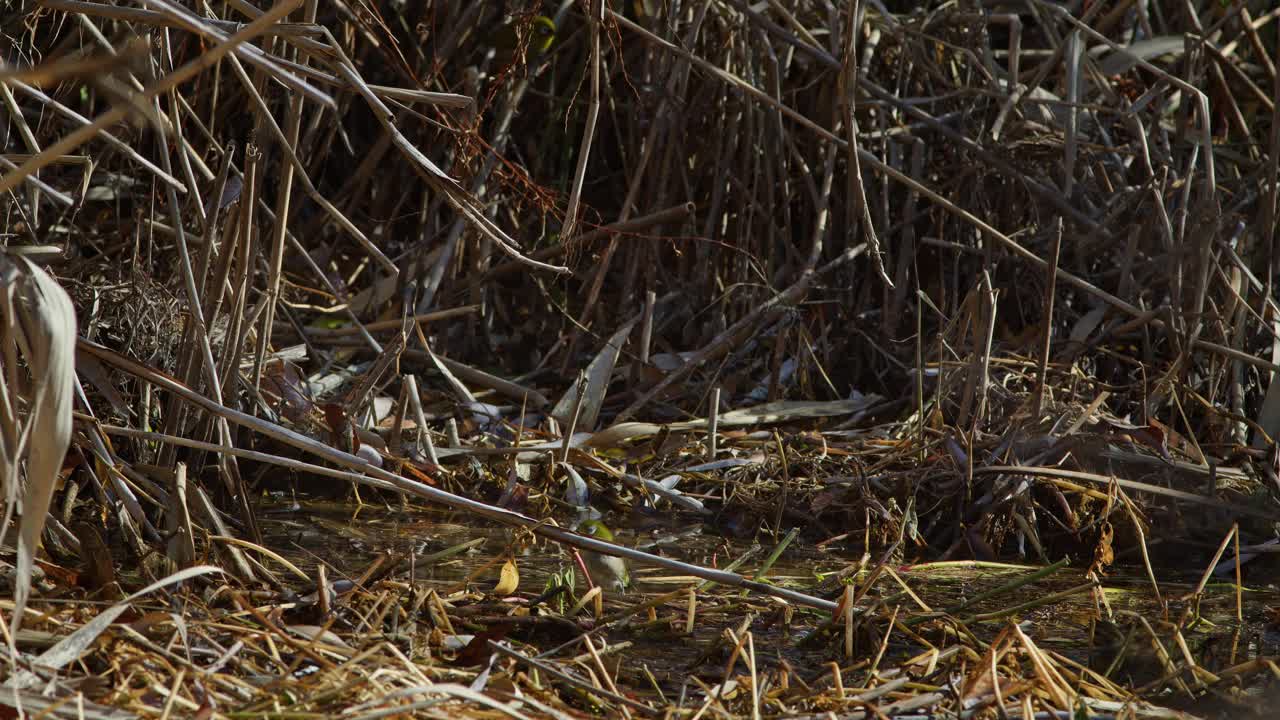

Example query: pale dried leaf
[552,317,638,430]
[2,256,76,636]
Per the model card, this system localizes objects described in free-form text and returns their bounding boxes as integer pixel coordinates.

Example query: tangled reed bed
[4,0,1280,716]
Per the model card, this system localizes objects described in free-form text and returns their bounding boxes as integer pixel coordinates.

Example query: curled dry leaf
[493,558,520,596]
[0,255,77,635]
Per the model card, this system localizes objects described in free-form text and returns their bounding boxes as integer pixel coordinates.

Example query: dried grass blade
[6,565,223,689]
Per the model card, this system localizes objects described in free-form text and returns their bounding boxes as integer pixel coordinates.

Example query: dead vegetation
[4,0,1280,717]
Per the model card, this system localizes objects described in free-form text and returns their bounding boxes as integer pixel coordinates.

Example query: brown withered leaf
[260,360,314,425]
[1090,521,1115,576]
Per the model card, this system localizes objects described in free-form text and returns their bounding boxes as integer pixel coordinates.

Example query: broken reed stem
[1192,524,1238,605]
[563,370,587,464]
[706,387,720,459]
[961,581,1100,624]
[902,558,1073,628]
[1033,218,1063,417]
[1234,523,1243,623]
[754,527,798,582]
[977,273,997,426]
[1119,490,1165,614]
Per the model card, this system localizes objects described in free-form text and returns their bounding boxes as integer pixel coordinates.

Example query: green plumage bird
[576,518,631,593]
[491,15,556,67]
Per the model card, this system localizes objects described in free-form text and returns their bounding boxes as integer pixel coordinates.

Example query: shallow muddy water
[257,501,1280,697]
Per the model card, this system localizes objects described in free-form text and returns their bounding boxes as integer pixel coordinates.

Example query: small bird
[491,15,556,67]
[576,519,630,593]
